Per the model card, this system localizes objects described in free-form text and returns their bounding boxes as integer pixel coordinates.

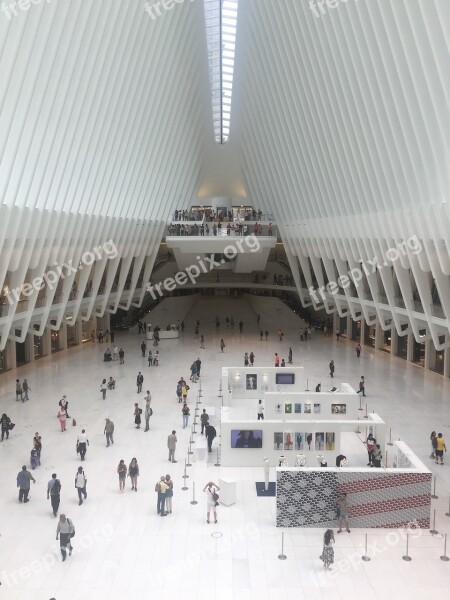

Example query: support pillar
[25,333,35,363]
[59,323,68,351]
[359,317,366,345]
[406,331,414,362]
[374,320,384,350]
[391,324,398,355]
[333,311,339,335]
[6,338,16,370]
[424,338,434,371]
[41,328,51,357]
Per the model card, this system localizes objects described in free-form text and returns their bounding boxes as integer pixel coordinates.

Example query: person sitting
[107,377,116,390]
[103,347,112,361]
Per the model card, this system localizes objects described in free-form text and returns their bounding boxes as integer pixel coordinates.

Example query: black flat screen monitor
[276,373,295,385]
[231,430,263,448]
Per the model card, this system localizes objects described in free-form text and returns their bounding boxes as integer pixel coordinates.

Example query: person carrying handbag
[56,514,75,561]
[203,481,220,524]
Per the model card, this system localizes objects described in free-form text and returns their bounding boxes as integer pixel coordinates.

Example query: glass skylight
[204,0,239,144]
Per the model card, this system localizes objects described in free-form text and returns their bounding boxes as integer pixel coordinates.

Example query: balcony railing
[165,221,277,238]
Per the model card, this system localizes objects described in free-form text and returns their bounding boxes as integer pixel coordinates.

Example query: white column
[444,335,450,378]
[374,321,384,350]
[406,331,413,362]
[59,323,68,351]
[6,338,16,370]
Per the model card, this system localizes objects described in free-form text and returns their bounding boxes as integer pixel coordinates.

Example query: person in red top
[274,353,280,367]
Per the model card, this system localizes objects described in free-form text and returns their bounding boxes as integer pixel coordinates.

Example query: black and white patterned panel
[277,471,340,527]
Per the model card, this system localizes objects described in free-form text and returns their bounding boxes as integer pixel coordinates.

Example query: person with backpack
[47,473,62,517]
[182,403,190,428]
[134,403,142,429]
[203,481,220,524]
[76,429,89,461]
[15,379,22,401]
[75,466,87,505]
[56,514,75,561]
[1,413,11,441]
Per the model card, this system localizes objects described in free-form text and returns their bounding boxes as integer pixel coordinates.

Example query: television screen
[231,430,263,448]
[276,373,295,385]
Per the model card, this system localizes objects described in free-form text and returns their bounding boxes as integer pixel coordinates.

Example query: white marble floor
[1,296,450,600]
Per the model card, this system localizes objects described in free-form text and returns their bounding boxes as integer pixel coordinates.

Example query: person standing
[58,407,67,432]
[366,434,376,466]
[274,353,280,367]
[182,403,190,429]
[205,424,217,452]
[144,394,152,432]
[167,430,177,463]
[329,360,335,378]
[220,339,225,353]
[203,481,220,524]
[1,413,11,441]
[372,444,382,467]
[47,473,62,517]
[15,379,22,401]
[257,399,264,420]
[239,321,244,333]
[250,351,255,366]
[155,476,169,516]
[435,433,447,465]
[244,352,249,367]
[100,379,107,400]
[195,357,202,377]
[136,372,144,393]
[104,418,114,447]
[356,376,366,397]
[59,395,70,418]
[113,345,119,361]
[336,493,351,533]
[355,343,361,358]
[76,429,89,461]
[134,403,142,429]
[265,330,269,341]
[141,341,146,357]
[230,316,234,329]
[430,430,437,459]
[288,347,293,364]
[119,348,125,364]
[320,529,335,569]
[200,335,205,349]
[17,465,35,502]
[129,458,139,491]
[22,379,31,402]
[56,514,74,561]
[75,467,87,505]
[260,330,263,341]
[33,432,42,464]
[176,382,182,403]
[200,409,209,434]
[165,474,174,514]
[117,460,127,493]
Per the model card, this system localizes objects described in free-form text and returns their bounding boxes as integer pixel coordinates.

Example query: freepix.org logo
[147,234,260,299]
[5,240,118,306]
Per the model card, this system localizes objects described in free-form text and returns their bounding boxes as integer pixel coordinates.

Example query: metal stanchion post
[183,458,189,479]
[190,433,195,445]
[186,449,192,467]
[430,509,438,535]
[361,533,371,561]
[355,418,361,434]
[198,392,202,404]
[192,421,197,434]
[431,476,438,499]
[188,440,193,455]
[182,462,188,491]
[440,534,449,562]
[387,428,393,446]
[278,532,287,560]
[305,378,309,392]
[445,497,450,517]
[402,533,412,561]
[364,403,368,419]
[214,447,220,467]
[190,481,198,505]
[358,396,363,411]
[385,451,388,468]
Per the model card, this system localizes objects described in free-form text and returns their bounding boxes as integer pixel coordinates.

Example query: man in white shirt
[257,399,264,420]
[76,429,89,461]
[75,467,87,505]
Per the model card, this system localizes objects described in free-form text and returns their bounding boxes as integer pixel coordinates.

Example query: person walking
[220,339,225,353]
[134,403,142,429]
[119,348,125,364]
[15,379,22,401]
[336,493,351,533]
[165,474,174,514]
[182,403,190,429]
[1,413,11,441]
[257,399,264,420]
[168,431,177,462]
[148,350,153,367]
[320,529,335,569]
[355,343,361,358]
[56,514,75,561]
[117,460,127,493]
[200,409,209,434]
[47,473,62,517]
[195,357,201,377]
[435,433,447,465]
[239,321,244,333]
[155,475,169,516]
[76,429,89,461]
[17,465,35,502]
[100,379,107,400]
[104,418,114,447]
[274,353,280,367]
[329,360,335,378]
[430,430,437,459]
[129,458,139,491]
[58,407,67,432]
[136,372,144,393]
[200,335,205,349]
[244,352,249,367]
[356,376,366,397]
[250,351,255,366]
[265,329,269,341]
[230,316,234,329]
[205,424,217,452]
[59,395,70,418]
[288,347,293,364]
[260,330,263,341]
[75,467,87,505]
[113,345,119,361]
[144,394,152,432]
[203,481,220,524]
[22,379,31,402]
[141,341,146,357]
